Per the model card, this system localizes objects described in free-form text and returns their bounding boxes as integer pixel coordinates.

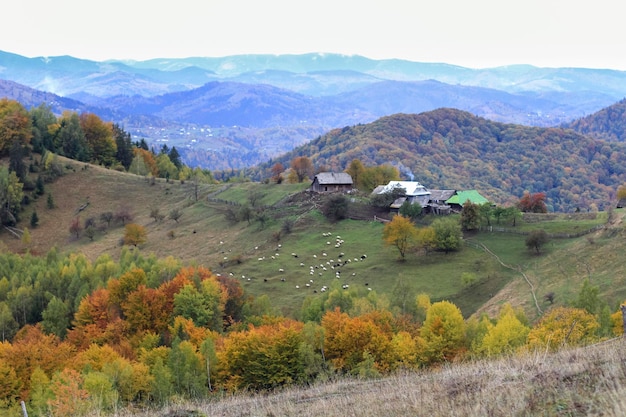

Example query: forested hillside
[255,108,626,212]
[564,98,626,142]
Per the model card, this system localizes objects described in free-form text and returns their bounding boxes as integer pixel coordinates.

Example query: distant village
[309,172,489,214]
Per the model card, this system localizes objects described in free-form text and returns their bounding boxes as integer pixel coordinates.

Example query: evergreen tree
[30,211,39,227]
[29,103,57,153]
[113,124,134,170]
[8,139,27,181]
[47,192,55,209]
[169,146,182,169]
[35,175,45,196]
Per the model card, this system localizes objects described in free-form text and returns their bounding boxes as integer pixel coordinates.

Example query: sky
[2,0,625,70]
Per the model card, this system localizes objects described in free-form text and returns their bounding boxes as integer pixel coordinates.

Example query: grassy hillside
[115,337,626,417]
[3,155,625,322]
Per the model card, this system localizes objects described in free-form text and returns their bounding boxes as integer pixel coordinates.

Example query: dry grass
[4,156,227,263]
[112,338,626,417]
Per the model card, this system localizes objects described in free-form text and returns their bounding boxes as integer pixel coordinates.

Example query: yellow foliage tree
[610,303,626,336]
[79,113,117,166]
[475,304,530,357]
[382,215,418,260]
[416,226,437,253]
[419,301,466,364]
[0,98,31,156]
[123,223,147,247]
[526,307,600,352]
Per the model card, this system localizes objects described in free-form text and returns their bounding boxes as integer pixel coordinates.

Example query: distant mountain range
[1,50,626,170]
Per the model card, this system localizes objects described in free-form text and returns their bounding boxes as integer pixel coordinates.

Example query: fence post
[621,305,626,336]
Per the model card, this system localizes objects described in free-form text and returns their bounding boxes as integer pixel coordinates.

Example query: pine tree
[30,210,39,227]
[47,193,55,209]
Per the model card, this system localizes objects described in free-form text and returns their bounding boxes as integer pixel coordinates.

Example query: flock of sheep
[224,231,371,294]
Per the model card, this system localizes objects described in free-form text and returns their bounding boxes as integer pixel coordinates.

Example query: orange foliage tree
[290,156,314,183]
[321,308,393,373]
[218,319,305,391]
[0,325,74,399]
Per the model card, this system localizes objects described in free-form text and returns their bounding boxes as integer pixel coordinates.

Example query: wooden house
[426,189,456,214]
[310,172,354,193]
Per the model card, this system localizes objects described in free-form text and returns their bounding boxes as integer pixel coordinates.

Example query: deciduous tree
[0,166,24,225]
[360,165,400,193]
[383,215,417,260]
[290,156,314,183]
[219,320,305,390]
[475,304,530,357]
[399,200,422,220]
[80,113,117,166]
[518,191,548,213]
[123,224,147,247]
[419,301,466,364]
[0,99,31,156]
[432,217,463,253]
[41,297,70,339]
[54,111,89,161]
[460,200,480,231]
[527,307,600,351]
[322,194,349,223]
[270,162,284,183]
[525,229,549,253]
[47,368,89,416]
[345,159,365,189]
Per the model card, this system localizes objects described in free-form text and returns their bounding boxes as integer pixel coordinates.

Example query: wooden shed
[310,172,354,193]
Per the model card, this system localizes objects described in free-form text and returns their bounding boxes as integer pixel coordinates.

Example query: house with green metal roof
[445,190,490,211]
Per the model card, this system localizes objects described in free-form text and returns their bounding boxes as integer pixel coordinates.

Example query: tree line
[0,98,216,229]
[0,247,622,415]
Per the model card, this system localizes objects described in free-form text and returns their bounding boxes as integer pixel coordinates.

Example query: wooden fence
[478,224,605,239]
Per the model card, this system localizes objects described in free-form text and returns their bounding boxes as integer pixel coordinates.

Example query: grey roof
[428,189,456,201]
[314,172,353,185]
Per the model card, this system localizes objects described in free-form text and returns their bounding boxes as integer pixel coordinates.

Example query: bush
[281,218,294,235]
[322,195,349,222]
[526,230,549,253]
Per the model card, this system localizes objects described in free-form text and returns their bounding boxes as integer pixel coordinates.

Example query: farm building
[310,172,354,193]
[372,181,432,211]
[373,181,490,214]
[445,190,490,211]
[426,189,456,214]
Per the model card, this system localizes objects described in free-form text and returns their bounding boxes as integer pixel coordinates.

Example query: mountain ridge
[2,50,626,172]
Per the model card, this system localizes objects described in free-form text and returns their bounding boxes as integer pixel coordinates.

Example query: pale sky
[2,0,624,70]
